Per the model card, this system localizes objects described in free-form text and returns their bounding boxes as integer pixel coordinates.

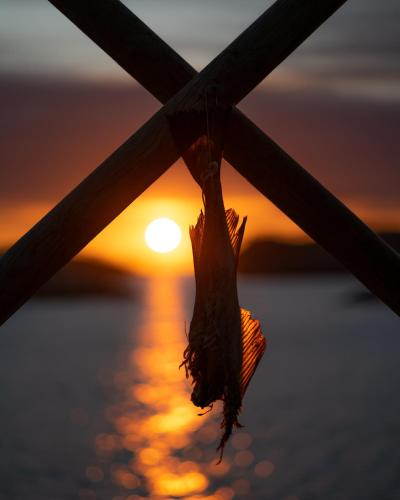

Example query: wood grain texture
[0,0,348,325]
[48,0,400,315]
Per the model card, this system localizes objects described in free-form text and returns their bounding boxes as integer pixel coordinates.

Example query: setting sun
[145,217,182,254]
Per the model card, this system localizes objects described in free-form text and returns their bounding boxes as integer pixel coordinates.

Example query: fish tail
[216,403,243,463]
[240,308,266,396]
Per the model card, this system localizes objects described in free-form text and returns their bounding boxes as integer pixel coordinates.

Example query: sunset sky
[1,0,399,274]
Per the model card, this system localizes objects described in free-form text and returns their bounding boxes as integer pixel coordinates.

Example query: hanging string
[201,88,219,206]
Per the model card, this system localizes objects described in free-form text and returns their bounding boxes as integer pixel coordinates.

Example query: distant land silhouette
[239,233,400,275]
[1,232,399,298]
[0,250,134,298]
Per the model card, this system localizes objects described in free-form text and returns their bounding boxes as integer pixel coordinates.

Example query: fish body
[182,143,266,456]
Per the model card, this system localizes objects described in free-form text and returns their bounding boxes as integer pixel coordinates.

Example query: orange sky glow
[1,159,399,276]
[0,1,399,277]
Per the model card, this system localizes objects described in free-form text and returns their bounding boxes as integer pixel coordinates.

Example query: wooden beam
[49,0,347,104]
[49,0,194,103]
[226,113,400,315]
[48,0,400,314]
[0,0,346,325]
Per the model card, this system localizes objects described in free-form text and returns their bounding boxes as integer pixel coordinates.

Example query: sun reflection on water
[82,277,269,499]
[113,277,213,497]
[97,277,221,498]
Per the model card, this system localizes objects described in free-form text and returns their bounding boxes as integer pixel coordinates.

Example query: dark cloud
[240,88,400,204]
[0,1,399,223]
[255,0,399,102]
[0,78,159,203]
[0,77,398,212]
[1,0,399,98]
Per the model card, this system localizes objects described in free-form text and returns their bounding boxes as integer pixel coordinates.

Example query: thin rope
[201,89,219,207]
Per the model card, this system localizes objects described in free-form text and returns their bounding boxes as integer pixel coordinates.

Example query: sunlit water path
[0,276,399,499]
[86,277,258,500]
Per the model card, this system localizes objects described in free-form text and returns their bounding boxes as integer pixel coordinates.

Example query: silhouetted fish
[181,153,266,459]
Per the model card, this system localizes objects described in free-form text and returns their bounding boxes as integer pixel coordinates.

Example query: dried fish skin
[177,99,265,457]
[182,195,266,456]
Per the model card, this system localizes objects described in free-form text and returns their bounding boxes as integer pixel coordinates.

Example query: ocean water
[0,276,399,500]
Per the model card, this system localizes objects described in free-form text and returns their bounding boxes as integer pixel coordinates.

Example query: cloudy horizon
[1,0,399,273]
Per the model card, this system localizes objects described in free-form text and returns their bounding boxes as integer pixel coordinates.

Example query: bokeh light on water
[85,277,264,498]
[1,276,399,499]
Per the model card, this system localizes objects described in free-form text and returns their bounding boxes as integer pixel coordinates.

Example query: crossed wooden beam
[0,0,399,326]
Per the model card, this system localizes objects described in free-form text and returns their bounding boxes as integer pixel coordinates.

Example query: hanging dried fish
[179,102,266,458]
[168,87,266,458]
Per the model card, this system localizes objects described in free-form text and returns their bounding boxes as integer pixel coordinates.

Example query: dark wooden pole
[49,0,347,103]
[226,115,400,315]
[48,0,400,315]
[0,0,348,325]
